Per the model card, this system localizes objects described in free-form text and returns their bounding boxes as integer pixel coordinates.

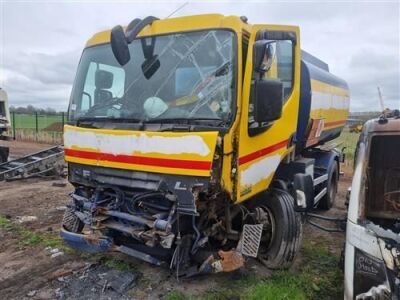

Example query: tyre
[62,206,84,233]
[318,161,338,210]
[258,189,302,269]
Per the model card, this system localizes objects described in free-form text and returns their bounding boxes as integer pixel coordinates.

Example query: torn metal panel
[199,250,244,274]
[355,285,390,300]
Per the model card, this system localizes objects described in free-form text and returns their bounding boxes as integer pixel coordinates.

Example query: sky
[0,0,399,112]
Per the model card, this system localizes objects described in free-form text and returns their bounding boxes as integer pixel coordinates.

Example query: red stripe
[239,139,288,165]
[64,149,212,171]
[325,120,346,128]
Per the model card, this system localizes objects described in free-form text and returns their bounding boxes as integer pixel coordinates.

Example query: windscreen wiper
[76,117,143,124]
[144,117,223,124]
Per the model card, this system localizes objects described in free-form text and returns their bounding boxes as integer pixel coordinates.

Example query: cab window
[260,40,293,100]
[248,40,294,128]
[80,62,125,112]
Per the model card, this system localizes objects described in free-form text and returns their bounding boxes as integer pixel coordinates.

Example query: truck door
[236,25,301,202]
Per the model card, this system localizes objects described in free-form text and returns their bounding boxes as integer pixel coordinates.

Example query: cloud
[347,49,400,110]
[0,0,399,112]
[4,50,79,85]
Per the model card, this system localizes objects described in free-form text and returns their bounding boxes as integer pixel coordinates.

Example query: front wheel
[257,189,302,269]
[62,206,84,233]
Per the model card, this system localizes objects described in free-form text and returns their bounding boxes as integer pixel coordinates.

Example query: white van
[0,88,11,135]
[344,113,400,299]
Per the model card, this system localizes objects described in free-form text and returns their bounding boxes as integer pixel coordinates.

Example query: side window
[261,41,293,100]
[248,40,294,130]
[99,64,125,98]
[80,62,125,111]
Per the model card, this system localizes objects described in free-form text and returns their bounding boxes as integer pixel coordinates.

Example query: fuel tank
[296,51,350,152]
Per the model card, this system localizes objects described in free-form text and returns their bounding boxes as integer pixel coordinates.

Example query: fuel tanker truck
[61,14,350,275]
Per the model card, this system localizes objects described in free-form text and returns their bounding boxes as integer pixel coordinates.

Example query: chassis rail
[0,145,64,181]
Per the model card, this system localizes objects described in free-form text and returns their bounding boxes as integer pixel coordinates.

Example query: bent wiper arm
[144,117,223,124]
[77,116,143,123]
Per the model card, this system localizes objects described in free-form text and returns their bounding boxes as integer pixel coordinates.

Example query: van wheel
[0,148,8,163]
[257,189,302,269]
[62,206,84,233]
[318,162,338,210]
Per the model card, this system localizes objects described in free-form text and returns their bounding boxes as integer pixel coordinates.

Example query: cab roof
[85,14,251,47]
[363,114,400,134]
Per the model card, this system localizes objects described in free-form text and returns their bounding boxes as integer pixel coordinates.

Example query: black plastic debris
[52,263,137,299]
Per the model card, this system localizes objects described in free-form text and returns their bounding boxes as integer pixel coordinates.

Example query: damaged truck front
[61,14,350,276]
[345,114,400,299]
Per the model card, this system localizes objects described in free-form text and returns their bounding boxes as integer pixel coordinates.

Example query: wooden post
[35,112,38,133]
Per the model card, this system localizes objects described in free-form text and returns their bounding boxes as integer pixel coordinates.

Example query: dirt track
[0,140,351,299]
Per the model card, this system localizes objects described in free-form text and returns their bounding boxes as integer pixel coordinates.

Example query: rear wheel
[62,206,84,233]
[318,162,338,210]
[257,189,302,269]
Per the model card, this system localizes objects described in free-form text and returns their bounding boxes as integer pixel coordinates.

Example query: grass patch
[0,215,66,250]
[0,216,13,230]
[19,228,65,249]
[77,251,136,273]
[103,256,132,272]
[12,114,64,130]
[243,273,308,300]
[166,290,188,300]
[299,240,343,300]
[165,239,342,300]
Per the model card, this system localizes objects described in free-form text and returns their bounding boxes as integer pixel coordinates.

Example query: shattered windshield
[69,30,236,125]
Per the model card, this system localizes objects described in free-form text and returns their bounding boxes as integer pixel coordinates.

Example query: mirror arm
[125,16,159,43]
[126,18,141,33]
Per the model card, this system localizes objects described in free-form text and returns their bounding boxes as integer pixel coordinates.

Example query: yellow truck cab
[61,14,350,275]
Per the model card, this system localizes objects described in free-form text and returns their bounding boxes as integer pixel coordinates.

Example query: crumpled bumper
[60,228,163,266]
[60,228,113,253]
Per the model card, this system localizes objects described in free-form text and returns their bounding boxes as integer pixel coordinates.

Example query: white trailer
[0,88,10,162]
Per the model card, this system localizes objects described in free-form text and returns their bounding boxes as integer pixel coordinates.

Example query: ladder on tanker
[0,146,64,181]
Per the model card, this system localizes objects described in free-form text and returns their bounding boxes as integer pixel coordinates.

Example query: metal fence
[10,112,66,144]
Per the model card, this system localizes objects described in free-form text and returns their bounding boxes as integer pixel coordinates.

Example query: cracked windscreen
[68,30,236,125]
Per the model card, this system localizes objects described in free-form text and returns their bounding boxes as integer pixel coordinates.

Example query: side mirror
[253,79,283,123]
[253,40,275,73]
[95,70,113,89]
[141,55,160,80]
[110,25,130,66]
[293,173,314,212]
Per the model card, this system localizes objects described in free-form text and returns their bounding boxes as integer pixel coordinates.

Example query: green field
[166,238,343,300]
[335,130,360,161]
[12,113,64,130]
